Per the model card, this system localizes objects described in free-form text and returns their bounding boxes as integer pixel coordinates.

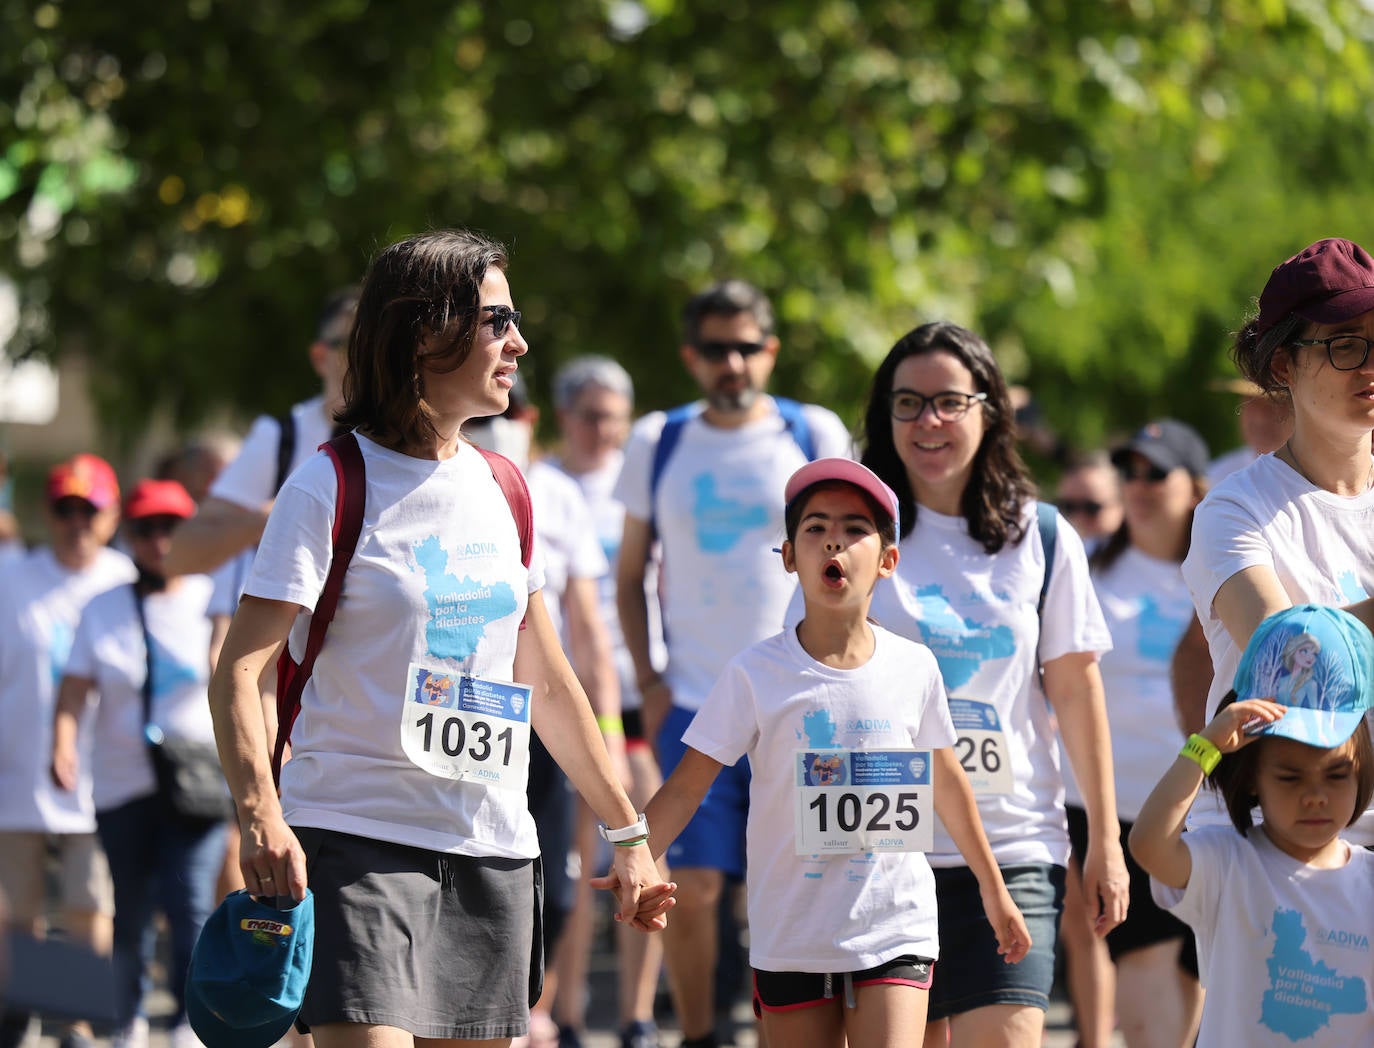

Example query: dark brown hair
[336,229,508,451]
[860,321,1034,552]
[1209,691,1374,835]
[1089,474,1208,573]
[784,480,898,549]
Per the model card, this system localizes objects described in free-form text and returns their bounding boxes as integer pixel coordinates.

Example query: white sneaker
[109,1016,149,1048]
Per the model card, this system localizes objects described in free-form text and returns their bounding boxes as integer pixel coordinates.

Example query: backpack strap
[476,447,534,569]
[772,396,817,461]
[1034,501,1059,677]
[273,412,297,495]
[271,431,365,784]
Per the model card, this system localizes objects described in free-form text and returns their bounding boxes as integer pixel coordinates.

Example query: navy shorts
[753,955,935,1015]
[927,863,1066,1021]
[656,704,749,877]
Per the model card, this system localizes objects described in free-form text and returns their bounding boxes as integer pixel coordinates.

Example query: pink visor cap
[784,458,900,531]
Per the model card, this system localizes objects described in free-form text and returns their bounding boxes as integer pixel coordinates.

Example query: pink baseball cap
[46,453,119,509]
[784,458,900,530]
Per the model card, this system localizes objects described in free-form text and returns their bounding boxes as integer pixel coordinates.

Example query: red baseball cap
[46,454,120,509]
[1255,238,1374,334]
[123,479,196,521]
[784,458,900,531]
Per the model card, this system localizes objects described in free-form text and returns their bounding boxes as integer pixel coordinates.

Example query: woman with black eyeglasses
[50,478,223,1048]
[1182,237,1374,844]
[856,322,1127,1048]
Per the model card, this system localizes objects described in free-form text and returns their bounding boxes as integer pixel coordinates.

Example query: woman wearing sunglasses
[1183,237,1374,843]
[207,229,671,1048]
[50,479,222,1048]
[856,322,1127,1048]
[1060,420,1209,1048]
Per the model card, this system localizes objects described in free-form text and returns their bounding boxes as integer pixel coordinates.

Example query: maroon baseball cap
[1255,238,1374,334]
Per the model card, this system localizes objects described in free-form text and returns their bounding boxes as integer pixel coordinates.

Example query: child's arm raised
[933,747,1032,964]
[1129,698,1285,890]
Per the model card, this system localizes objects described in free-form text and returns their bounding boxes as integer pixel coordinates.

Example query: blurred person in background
[1055,450,1123,553]
[1064,421,1210,1048]
[51,479,222,1048]
[1205,377,1293,487]
[465,374,627,1048]
[545,356,666,1048]
[0,449,21,565]
[0,454,133,1048]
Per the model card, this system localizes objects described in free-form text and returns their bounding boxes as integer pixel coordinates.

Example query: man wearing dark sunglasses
[613,280,852,1048]
[0,453,136,1048]
[1056,451,1123,548]
[166,286,359,578]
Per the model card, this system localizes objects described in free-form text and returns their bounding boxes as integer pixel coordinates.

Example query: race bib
[948,698,1014,795]
[400,664,531,789]
[794,748,933,855]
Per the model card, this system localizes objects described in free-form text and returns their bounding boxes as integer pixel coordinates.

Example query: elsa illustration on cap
[1274,632,1321,708]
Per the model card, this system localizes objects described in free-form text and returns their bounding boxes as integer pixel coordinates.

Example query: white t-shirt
[245,434,546,858]
[1183,452,1374,839]
[614,398,852,710]
[864,504,1111,867]
[1154,827,1374,1047]
[0,547,136,832]
[209,395,334,510]
[684,625,956,972]
[64,578,217,812]
[1065,548,1193,820]
[526,460,607,638]
[207,548,255,619]
[549,452,666,712]
[1207,444,1259,487]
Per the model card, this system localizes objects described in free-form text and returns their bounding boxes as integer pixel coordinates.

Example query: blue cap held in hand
[1234,604,1374,749]
[186,889,314,1048]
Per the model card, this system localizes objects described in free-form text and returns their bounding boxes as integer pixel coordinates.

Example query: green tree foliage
[3,0,1374,456]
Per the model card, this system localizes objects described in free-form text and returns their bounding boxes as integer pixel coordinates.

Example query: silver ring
[259,874,275,882]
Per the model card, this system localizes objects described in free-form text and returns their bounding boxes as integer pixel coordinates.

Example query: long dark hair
[336,229,508,451]
[860,322,1035,553]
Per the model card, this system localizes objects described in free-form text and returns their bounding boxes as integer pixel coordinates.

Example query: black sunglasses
[51,498,99,521]
[1116,461,1170,483]
[1058,499,1106,517]
[693,339,767,362]
[478,304,521,338]
[128,516,182,540]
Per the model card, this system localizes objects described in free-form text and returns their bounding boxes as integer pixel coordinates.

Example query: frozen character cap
[1234,604,1374,749]
[1255,237,1374,335]
[1110,419,1210,479]
[186,889,315,1048]
[784,458,900,533]
[46,453,119,509]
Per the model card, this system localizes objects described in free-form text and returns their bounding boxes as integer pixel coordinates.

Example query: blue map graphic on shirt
[910,584,1015,689]
[1136,595,1186,663]
[147,637,201,697]
[692,474,769,553]
[801,709,838,748]
[48,621,74,690]
[1261,907,1366,1039]
[1337,570,1368,604]
[411,536,517,660]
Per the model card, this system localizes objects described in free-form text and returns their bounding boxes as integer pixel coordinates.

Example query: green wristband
[613,835,649,848]
[1180,733,1222,776]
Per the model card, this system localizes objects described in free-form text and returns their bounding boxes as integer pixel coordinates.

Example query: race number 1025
[794,748,934,854]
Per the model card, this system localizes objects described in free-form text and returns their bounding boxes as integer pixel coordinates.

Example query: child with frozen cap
[597,457,1029,1047]
[1131,603,1374,1047]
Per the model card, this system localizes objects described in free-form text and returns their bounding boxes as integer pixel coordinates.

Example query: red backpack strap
[477,447,533,568]
[271,432,366,785]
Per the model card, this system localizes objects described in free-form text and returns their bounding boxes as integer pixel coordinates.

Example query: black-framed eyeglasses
[1058,499,1106,517]
[128,516,182,540]
[693,339,767,362]
[889,389,988,423]
[1291,334,1374,371]
[1116,461,1170,483]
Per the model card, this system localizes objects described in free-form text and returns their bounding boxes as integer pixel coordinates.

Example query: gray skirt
[293,826,543,1040]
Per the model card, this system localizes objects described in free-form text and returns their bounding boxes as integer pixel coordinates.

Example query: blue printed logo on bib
[410,536,517,659]
[909,583,1015,688]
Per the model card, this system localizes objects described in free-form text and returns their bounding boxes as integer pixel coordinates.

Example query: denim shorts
[656,704,749,877]
[927,862,1066,1021]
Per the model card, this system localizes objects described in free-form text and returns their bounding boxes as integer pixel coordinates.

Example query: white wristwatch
[598,812,649,844]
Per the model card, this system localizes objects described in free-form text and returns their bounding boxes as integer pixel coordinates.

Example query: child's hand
[589,866,678,932]
[981,885,1033,965]
[1203,698,1287,755]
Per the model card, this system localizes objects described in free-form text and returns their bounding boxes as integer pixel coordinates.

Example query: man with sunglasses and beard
[614,280,851,1048]
[0,454,135,1048]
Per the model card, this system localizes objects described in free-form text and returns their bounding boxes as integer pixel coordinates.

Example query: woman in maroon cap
[1182,237,1374,843]
[50,479,225,1048]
